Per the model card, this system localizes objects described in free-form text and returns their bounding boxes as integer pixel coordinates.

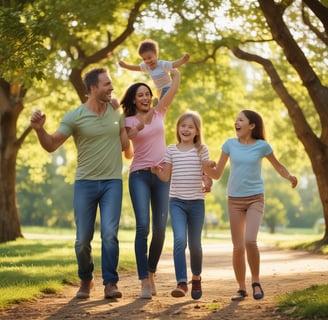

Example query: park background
[1,0,326,238]
[1,1,328,318]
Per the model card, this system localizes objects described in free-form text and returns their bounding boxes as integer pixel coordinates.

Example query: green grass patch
[0,227,136,309]
[0,237,77,308]
[277,284,328,318]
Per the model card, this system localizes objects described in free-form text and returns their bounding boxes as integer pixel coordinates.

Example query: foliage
[0,3,48,85]
[1,0,325,243]
[263,197,288,233]
[277,284,328,318]
[17,154,74,228]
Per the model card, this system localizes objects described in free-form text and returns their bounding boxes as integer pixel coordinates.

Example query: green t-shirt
[58,104,124,180]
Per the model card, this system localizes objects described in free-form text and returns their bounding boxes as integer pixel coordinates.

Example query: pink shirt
[125,110,166,173]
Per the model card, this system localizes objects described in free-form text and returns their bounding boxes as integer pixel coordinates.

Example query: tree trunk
[230,0,328,244]
[0,151,22,242]
[0,79,26,242]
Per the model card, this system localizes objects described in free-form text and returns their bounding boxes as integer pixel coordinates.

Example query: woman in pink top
[121,69,180,299]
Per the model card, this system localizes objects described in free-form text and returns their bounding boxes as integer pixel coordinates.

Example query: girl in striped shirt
[152,110,212,300]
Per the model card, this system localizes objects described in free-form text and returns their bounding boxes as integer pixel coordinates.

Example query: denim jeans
[169,197,205,283]
[160,86,170,99]
[129,170,169,279]
[74,179,122,285]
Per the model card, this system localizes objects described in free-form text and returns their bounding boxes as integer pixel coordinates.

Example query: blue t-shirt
[222,138,273,197]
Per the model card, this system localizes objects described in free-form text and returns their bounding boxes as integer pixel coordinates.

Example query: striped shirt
[163,144,209,200]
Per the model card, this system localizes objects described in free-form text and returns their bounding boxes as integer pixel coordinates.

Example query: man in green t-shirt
[30,67,131,300]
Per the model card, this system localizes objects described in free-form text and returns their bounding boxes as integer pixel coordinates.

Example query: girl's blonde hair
[176,110,204,155]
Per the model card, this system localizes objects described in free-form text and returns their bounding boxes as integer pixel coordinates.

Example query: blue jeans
[160,86,170,99]
[129,170,169,279]
[74,179,122,285]
[169,198,205,283]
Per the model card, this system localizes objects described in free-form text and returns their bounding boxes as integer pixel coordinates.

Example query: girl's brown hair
[242,109,266,140]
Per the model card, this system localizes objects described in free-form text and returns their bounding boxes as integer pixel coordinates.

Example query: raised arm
[30,110,67,152]
[202,151,229,180]
[155,69,180,115]
[119,60,142,72]
[266,153,298,188]
[172,53,190,68]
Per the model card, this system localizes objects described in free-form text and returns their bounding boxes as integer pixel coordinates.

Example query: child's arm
[119,60,142,71]
[202,151,229,180]
[151,162,172,182]
[172,53,190,68]
[266,153,298,188]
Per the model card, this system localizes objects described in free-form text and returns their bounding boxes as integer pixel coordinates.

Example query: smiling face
[94,72,114,104]
[140,50,158,69]
[235,111,255,140]
[178,116,198,144]
[134,85,152,113]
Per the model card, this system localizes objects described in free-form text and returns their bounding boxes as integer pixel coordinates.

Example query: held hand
[202,175,213,193]
[127,127,139,139]
[151,165,161,175]
[202,160,216,169]
[30,109,46,130]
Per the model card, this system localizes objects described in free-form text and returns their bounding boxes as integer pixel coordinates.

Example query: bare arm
[266,153,298,188]
[119,60,142,72]
[172,53,190,68]
[120,127,134,159]
[151,162,172,182]
[155,69,180,115]
[202,151,229,180]
[30,110,67,152]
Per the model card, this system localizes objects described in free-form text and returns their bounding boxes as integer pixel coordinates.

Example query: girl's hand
[151,165,162,175]
[202,175,213,193]
[202,160,216,169]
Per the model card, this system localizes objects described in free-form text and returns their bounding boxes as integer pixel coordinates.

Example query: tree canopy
[0,0,326,243]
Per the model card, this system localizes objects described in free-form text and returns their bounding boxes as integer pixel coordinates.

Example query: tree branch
[301,2,328,46]
[230,45,321,154]
[258,0,328,136]
[302,0,328,34]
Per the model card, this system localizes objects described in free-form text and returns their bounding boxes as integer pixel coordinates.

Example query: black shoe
[191,279,202,300]
[252,282,264,300]
[231,289,248,301]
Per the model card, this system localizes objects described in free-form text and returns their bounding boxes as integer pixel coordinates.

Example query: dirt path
[1,241,328,319]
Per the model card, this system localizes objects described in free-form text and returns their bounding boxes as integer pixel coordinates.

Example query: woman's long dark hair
[121,82,153,117]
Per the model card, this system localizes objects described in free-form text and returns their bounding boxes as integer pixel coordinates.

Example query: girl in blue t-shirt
[203,110,297,302]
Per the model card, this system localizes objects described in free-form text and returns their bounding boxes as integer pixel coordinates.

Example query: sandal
[231,289,248,301]
[252,282,264,300]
